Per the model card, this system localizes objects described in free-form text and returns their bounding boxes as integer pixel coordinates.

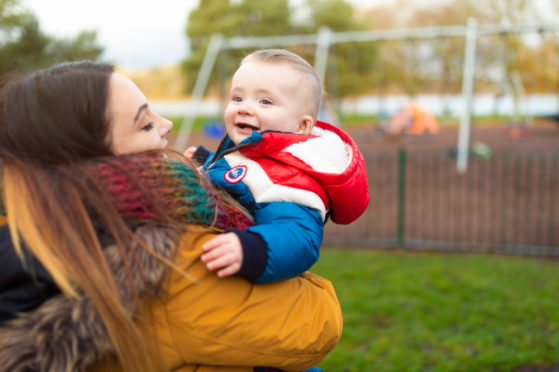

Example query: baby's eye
[232,96,243,102]
[141,122,154,131]
[260,98,272,105]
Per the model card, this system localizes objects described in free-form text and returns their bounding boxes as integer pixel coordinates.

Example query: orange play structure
[387,102,440,135]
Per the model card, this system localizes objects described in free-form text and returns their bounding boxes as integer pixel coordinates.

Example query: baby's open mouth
[236,123,259,131]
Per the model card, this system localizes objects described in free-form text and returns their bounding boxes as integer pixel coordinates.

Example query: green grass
[312,249,559,372]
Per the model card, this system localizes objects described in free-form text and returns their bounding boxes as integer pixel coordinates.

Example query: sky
[23,0,382,70]
[25,0,198,69]
[24,0,557,70]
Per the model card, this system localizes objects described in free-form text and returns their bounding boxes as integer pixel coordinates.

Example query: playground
[168,19,559,371]
[182,117,559,156]
[178,116,559,371]
[180,117,559,255]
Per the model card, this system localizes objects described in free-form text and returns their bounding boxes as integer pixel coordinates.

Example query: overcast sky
[24,0,556,70]
[23,0,388,69]
[24,0,198,69]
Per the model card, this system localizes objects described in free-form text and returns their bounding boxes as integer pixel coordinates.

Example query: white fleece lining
[283,126,353,174]
[224,153,327,219]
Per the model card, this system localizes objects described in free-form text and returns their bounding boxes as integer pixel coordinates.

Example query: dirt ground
[178,118,559,251]
[181,118,559,155]
[348,118,559,154]
[331,118,559,250]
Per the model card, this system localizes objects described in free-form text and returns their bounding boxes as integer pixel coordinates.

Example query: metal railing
[324,149,559,255]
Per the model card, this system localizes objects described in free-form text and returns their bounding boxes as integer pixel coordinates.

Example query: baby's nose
[238,100,255,115]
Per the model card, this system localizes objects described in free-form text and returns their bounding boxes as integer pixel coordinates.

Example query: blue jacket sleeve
[245,202,324,283]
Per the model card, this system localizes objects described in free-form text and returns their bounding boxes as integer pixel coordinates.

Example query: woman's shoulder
[161,228,341,370]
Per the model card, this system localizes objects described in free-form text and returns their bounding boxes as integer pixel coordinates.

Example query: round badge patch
[224,165,247,184]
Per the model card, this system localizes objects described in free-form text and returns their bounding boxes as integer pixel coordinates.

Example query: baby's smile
[236,122,260,131]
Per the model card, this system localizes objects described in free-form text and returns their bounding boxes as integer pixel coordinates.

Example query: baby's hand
[183,146,197,159]
[201,233,243,278]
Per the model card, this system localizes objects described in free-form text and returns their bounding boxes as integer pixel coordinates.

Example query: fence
[324,149,559,255]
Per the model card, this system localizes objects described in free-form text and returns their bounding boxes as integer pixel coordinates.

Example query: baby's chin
[233,137,247,145]
[231,132,252,145]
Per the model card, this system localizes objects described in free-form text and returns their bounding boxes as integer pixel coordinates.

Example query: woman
[0,61,342,372]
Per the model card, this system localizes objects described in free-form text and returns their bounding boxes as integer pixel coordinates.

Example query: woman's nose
[159,116,173,135]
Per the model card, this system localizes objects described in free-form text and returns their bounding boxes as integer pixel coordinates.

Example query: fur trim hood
[0,155,253,372]
[0,224,179,372]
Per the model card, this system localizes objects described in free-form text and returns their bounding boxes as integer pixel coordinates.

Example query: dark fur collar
[0,225,179,372]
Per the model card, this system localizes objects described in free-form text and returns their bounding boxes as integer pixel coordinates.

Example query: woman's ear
[297,115,314,135]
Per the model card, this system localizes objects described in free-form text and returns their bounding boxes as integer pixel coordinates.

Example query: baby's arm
[201,203,323,283]
[247,203,324,283]
[183,145,212,165]
[183,146,198,159]
[201,233,243,277]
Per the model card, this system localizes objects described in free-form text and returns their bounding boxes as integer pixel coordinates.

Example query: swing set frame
[175,19,559,173]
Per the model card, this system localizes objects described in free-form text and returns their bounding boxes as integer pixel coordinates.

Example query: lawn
[312,248,559,372]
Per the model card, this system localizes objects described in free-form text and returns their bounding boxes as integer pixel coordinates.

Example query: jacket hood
[240,121,369,224]
[0,225,179,372]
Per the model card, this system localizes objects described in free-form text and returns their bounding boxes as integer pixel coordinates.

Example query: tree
[181,0,377,99]
[305,0,356,31]
[302,0,378,98]
[359,0,559,98]
[182,0,292,94]
[0,0,103,77]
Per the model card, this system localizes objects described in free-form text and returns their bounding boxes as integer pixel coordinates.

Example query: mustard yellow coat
[93,227,343,371]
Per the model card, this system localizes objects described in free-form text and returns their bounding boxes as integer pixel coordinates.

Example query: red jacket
[204,120,370,282]
[238,120,369,224]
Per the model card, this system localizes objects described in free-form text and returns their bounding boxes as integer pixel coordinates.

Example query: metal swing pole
[174,34,223,151]
[314,27,332,86]
[456,18,478,174]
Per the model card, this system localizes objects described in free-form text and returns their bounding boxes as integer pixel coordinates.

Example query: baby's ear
[297,115,314,135]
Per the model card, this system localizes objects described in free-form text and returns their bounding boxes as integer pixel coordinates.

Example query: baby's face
[224,61,313,145]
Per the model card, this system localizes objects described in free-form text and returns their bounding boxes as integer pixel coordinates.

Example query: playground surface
[181,118,559,155]
[352,118,559,155]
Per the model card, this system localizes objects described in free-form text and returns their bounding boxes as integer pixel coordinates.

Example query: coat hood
[240,121,369,224]
[0,225,179,372]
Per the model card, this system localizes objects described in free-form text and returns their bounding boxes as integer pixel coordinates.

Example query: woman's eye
[141,122,154,131]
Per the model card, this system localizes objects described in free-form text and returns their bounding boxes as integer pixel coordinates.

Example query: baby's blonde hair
[241,49,323,121]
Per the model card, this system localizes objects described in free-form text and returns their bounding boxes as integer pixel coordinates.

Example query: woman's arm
[0,224,340,372]
[156,227,342,371]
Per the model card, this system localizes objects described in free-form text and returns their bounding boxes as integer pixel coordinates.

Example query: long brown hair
[0,61,160,372]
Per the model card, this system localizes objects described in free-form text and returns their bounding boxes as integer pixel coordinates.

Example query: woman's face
[108,73,173,155]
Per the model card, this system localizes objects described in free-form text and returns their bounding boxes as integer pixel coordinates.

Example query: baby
[187,49,369,283]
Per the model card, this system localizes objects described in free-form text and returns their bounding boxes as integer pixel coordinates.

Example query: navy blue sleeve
[192,146,212,165]
[226,228,268,282]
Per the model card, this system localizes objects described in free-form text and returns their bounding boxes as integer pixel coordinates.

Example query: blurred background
[4,0,559,371]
